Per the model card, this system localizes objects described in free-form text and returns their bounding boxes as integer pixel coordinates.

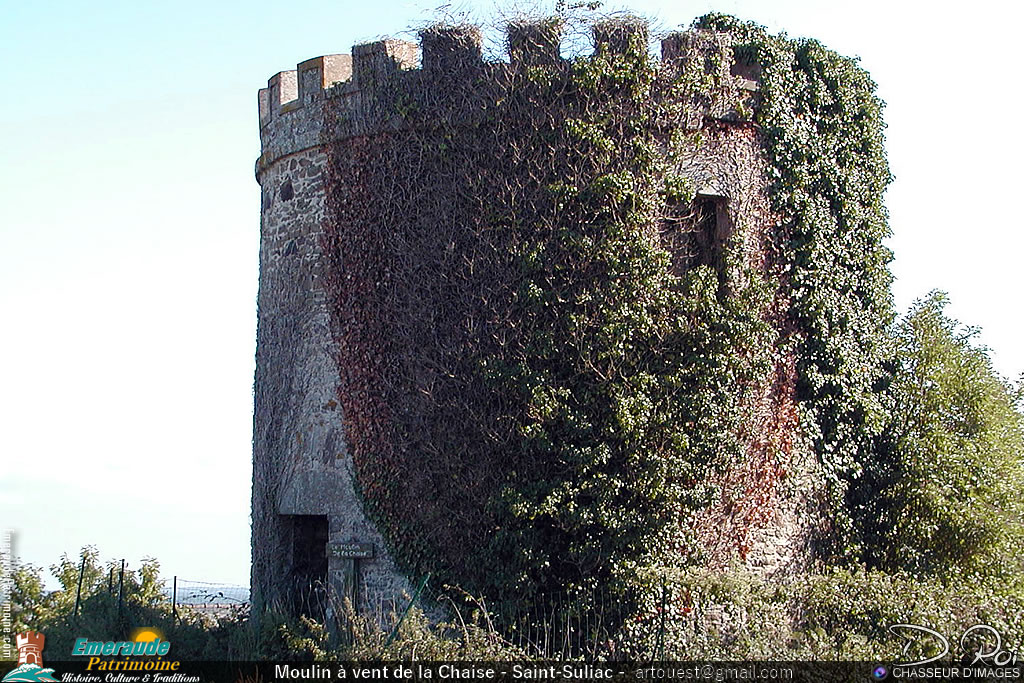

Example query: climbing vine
[695,13,895,555]
[322,10,894,636]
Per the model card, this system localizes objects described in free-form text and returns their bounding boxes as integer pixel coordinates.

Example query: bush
[623,567,1024,661]
[854,292,1024,583]
[11,546,1024,662]
[264,596,532,661]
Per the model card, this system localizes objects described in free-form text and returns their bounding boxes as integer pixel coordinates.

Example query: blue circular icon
[872,666,888,680]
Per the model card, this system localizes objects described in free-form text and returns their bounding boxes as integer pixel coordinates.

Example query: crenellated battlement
[256,39,419,128]
[16,631,44,649]
[255,19,758,178]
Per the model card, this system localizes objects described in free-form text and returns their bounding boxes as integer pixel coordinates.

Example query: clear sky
[1,0,1021,589]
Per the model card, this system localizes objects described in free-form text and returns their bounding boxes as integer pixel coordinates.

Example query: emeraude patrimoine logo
[2,631,58,682]
[71,628,180,672]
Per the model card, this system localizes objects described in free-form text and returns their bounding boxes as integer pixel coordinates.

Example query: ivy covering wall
[322,11,899,632]
[693,14,896,557]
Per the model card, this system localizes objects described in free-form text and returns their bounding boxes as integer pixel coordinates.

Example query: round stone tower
[252,44,420,620]
[252,18,828,626]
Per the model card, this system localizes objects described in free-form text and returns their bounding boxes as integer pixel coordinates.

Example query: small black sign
[328,542,375,559]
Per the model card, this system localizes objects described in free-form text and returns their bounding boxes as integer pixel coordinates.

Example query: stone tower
[252,18,828,622]
[252,45,419,619]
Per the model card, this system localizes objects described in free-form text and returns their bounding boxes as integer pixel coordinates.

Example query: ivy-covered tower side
[252,47,419,620]
[252,14,891,629]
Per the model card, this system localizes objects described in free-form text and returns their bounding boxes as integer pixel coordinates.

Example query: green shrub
[623,567,1024,660]
[854,292,1024,583]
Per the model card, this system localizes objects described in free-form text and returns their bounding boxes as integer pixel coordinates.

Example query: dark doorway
[284,514,328,619]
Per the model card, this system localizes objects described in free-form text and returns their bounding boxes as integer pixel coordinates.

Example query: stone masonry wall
[254,82,414,615]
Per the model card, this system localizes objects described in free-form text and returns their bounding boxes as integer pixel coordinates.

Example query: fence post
[384,573,429,650]
[73,555,86,619]
[172,576,178,624]
[656,575,666,661]
[117,560,125,618]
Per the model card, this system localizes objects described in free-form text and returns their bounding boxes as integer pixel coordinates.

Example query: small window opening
[660,195,727,277]
[280,180,294,201]
[730,45,761,82]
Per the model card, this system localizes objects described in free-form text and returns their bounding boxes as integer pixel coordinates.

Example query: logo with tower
[2,632,58,682]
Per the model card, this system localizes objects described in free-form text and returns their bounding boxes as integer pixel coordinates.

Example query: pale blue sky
[2,0,1021,589]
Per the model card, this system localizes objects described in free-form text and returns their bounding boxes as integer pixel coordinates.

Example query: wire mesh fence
[168,578,250,619]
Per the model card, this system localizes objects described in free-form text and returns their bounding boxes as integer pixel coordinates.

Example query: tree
[855,292,1024,583]
[9,547,192,656]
